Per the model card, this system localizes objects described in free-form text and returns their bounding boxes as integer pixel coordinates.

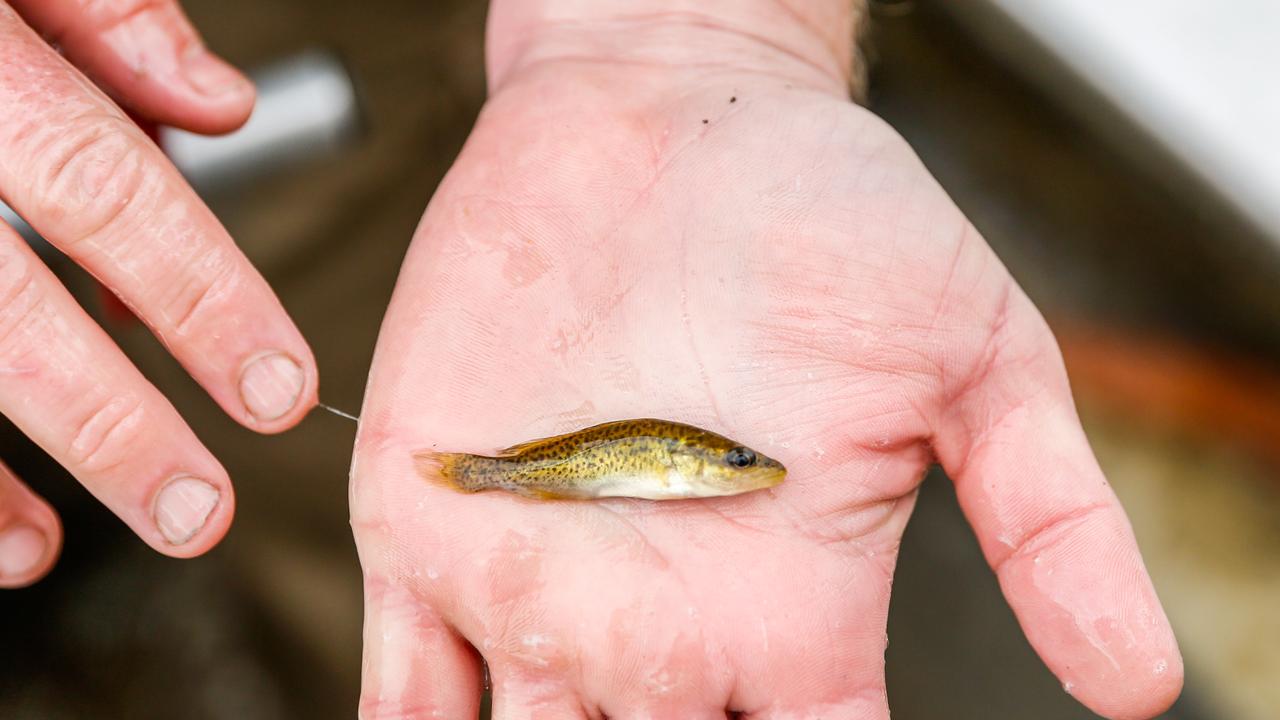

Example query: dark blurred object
[0,544,294,720]
[162,50,363,194]
[938,1,1280,248]
[870,2,1280,363]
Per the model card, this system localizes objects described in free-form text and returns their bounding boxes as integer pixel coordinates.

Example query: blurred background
[2,0,1278,717]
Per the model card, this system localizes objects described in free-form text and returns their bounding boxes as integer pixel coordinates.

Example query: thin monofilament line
[317,402,360,422]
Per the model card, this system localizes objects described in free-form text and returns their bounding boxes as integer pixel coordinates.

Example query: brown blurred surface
[2,1,1278,718]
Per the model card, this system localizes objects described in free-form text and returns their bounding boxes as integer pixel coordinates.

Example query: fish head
[671,438,786,496]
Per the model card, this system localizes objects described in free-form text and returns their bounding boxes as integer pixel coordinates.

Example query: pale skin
[352,1,1182,718]
[0,0,317,586]
[0,0,1183,717]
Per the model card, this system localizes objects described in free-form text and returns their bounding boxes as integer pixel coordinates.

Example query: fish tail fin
[413,451,477,493]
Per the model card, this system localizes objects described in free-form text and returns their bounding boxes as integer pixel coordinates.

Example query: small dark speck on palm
[730,96,737,103]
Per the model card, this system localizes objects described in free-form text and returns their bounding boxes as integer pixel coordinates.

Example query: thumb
[936,291,1182,719]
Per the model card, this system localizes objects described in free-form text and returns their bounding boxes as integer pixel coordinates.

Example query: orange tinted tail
[413,451,473,493]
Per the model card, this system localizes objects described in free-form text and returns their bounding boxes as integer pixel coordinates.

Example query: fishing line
[316,401,360,422]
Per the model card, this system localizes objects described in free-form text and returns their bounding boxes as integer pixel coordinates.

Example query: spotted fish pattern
[414,418,786,501]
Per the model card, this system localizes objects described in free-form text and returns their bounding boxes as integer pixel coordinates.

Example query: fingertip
[1127,656,1183,720]
[1069,640,1183,720]
[181,46,255,102]
[1148,654,1185,718]
[236,348,319,434]
[1074,669,1183,720]
[997,510,1183,720]
[0,515,61,589]
[145,473,235,559]
[174,46,256,133]
[114,45,256,136]
[0,464,63,588]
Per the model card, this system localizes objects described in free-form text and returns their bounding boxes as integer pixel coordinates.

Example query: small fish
[414,419,785,500]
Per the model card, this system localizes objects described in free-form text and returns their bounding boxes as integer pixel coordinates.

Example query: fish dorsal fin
[495,434,564,457]
[494,419,643,458]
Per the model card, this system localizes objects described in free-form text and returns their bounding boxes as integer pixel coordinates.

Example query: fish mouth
[744,466,786,491]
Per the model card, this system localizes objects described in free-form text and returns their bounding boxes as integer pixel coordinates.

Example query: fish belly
[584,469,707,500]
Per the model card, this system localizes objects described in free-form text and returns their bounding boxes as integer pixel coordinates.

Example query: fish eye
[726,447,757,468]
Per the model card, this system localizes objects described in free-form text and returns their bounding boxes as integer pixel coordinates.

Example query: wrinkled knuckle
[32,115,152,248]
[81,0,170,35]
[0,242,40,314]
[991,502,1111,576]
[162,249,239,337]
[0,243,48,358]
[65,395,147,476]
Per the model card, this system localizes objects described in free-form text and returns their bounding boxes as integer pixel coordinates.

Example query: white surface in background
[983,0,1280,241]
[162,51,359,189]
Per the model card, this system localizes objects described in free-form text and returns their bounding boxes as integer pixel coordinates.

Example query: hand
[352,3,1181,717]
[0,0,316,589]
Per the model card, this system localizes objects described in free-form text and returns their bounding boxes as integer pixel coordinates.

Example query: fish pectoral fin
[661,447,693,490]
[511,486,573,501]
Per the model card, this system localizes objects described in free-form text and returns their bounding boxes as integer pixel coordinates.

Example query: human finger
[0,223,232,555]
[359,579,483,720]
[938,292,1182,719]
[7,0,253,133]
[0,12,316,432]
[0,459,61,588]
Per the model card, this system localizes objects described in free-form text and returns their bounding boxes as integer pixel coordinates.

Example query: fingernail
[154,477,220,546]
[183,48,250,98]
[240,353,305,422]
[0,525,47,579]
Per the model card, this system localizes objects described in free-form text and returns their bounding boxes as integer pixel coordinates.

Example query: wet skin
[350,6,1183,719]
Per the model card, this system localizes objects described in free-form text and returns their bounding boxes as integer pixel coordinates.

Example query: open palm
[351,59,1180,719]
